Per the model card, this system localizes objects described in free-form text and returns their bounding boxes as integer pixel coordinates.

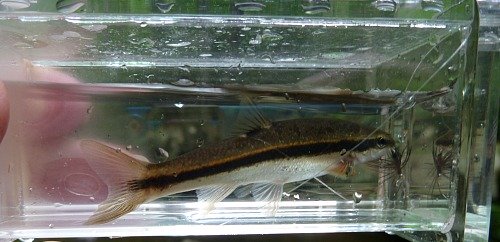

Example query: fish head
[351,130,395,165]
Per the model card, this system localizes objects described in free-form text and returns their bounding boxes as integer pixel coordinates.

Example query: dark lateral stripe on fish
[128,138,382,191]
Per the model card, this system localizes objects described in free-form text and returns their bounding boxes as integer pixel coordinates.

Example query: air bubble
[174,102,184,108]
[140,22,148,27]
[115,148,122,153]
[158,147,170,159]
[126,145,132,151]
[293,194,300,200]
[196,138,205,147]
[89,196,95,201]
[48,223,54,228]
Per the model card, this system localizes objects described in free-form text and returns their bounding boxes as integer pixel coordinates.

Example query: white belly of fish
[156,152,343,212]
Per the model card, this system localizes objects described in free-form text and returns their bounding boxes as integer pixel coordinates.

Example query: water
[0,7,480,241]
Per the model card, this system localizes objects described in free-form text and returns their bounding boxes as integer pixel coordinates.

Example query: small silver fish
[81,118,394,224]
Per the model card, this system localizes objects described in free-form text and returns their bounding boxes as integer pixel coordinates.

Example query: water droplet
[353,192,363,203]
[235,2,265,12]
[13,42,33,49]
[178,65,191,73]
[156,2,174,13]
[341,103,347,112]
[126,145,132,151]
[199,53,213,57]
[1,0,30,10]
[174,102,184,108]
[249,34,262,45]
[432,53,444,65]
[167,41,191,47]
[81,24,108,32]
[196,137,204,147]
[199,120,205,126]
[372,0,397,12]
[56,0,85,13]
[140,22,148,27]
[261,29,283,42]
[340,149,347,156]
[0,0,31,10]
[48,223,54,228]
[301,4,330,14]
[63,31,82,38]
[421,0,443,13]
[19,238,35,242]
[171,78,194,87]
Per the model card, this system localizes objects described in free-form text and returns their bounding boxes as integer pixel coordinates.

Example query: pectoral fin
[251,183,284,215]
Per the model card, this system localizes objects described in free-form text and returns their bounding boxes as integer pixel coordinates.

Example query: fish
[80,118,394,224]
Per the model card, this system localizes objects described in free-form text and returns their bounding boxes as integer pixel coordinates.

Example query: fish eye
[376,137,388,148]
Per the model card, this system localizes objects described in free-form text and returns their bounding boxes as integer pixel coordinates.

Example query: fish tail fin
[80,139,150,225]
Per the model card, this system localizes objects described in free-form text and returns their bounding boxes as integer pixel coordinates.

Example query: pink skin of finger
[21,67,89,143]
[6,67,109,205]
[0,82,8,144]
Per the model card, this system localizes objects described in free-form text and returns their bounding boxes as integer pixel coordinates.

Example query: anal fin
[196,184,238,214]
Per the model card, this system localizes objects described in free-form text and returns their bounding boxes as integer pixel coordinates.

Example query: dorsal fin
[231,95,272,136]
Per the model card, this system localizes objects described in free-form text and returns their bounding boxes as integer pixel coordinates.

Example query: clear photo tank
[0,0,492,241]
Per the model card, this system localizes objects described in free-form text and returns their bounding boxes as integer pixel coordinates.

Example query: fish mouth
[353,147,393,165]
